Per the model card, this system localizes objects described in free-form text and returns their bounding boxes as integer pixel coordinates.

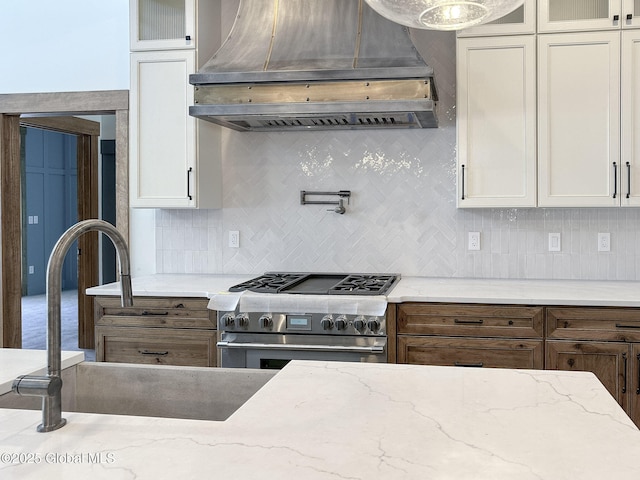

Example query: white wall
[0,0,129,93]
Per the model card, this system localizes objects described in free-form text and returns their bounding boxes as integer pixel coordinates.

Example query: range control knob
[367,317,381,333]
[353,315,366,332]
[221,313,235,328]
[259,314,273,329]
[235,314,249,328]
[320,315,334,330]
[335,315,348,330]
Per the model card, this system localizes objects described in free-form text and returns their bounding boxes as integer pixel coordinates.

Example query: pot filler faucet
[12,219,133,432]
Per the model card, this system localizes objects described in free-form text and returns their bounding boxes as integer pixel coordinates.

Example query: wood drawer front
[96,326,216,367]
[397,303,544,338]
[547,307,640,342]
[94,296,215,329]
[397,336,544,369]
[546,340,628,408]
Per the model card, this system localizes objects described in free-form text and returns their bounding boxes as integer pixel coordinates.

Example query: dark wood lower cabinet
[94,296,217,367]
[398,336,544,369]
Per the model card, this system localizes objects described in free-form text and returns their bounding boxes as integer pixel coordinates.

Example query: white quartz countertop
[86,273,640,307]
[0,349,84,395]
[2,360,640,479]
[387,276,640,306]
[85,274,254,298]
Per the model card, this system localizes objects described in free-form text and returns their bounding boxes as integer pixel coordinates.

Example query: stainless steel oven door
[217,332,387,369]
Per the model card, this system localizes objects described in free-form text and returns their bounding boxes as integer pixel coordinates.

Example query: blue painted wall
[23,128,78,295]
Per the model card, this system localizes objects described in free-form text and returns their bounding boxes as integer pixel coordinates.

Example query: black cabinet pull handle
[187,167,193,199]
[139,350,169,356]
[141,310,169,316]
[613,162,618,198]
[187,167,193,200]
[454,362,484,368]
[615,323,640,329]
[636,354,640,395]
[461,164,465,200]
[614,14,620,21]
[454,318,484,325]
[627,14,633,21]
[623,352,628,394]
[627,162,631,199]
[185,35,191,41]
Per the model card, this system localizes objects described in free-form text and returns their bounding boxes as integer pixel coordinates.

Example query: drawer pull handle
[139,350,169,356]
[637,354,640,395]
[454,362,484,368]
[623,352,628,394]
[141,311,169,316]
[615,323,640,329]
[454,319,484,325]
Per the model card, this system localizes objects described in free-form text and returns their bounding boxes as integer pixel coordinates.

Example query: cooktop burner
[229,272,400,296]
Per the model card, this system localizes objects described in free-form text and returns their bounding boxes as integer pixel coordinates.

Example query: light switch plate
[548,233,561,252]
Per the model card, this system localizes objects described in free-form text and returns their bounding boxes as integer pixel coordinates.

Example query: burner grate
[228,273,399,295]
[228,273,306,293]
[329,275,398,295]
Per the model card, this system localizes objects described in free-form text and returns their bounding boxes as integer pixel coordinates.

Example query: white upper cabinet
[130,0,196,50]
[457,35,537,207]
[458,1,537,36]
[622,30,640,205]
[129,0,223,209]
[537,31,621,207]
[538,0,640,33]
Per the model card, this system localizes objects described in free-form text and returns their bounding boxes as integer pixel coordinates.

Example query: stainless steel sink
[1,362,275,422]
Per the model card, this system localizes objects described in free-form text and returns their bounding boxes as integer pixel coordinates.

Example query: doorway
[21,126,79,296]
[0,90,129,349]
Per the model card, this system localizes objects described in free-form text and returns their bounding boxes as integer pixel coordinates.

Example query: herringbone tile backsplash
[155,29,640,281]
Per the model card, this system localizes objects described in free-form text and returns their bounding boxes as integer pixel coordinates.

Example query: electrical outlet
[548,233,561,252]
[229,231,240,248]
[468,232,480,251]
[597,232,610,252]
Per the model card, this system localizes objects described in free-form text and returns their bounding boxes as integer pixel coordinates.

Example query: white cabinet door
[457,1,536,37]
[622,30,640,205]
[130,0,196,51]
[538,31,620,207]
[130,50,197,208]
[622,0,640,28]
[457,35,537,207]
[538,0,623,32]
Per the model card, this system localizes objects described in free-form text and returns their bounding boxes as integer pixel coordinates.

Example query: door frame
[0,90,129,348]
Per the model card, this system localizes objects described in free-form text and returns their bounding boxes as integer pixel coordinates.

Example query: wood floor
[21,290,95,361]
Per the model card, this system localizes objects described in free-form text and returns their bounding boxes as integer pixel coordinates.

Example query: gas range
[217,272,399,368]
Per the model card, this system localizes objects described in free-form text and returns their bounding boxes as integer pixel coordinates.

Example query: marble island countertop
[86,273,640,307]
[2,360,640,479]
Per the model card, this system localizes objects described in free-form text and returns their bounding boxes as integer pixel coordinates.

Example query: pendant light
[363,0,524,31]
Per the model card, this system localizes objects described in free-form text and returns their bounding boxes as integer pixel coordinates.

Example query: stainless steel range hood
[189,0,437,132]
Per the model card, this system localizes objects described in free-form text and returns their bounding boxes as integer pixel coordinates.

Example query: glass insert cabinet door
[457,1,536,36]
[130,0,196,50]
[539,0,640,32]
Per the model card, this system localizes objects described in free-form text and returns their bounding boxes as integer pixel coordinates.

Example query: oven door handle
[216,341,385,354]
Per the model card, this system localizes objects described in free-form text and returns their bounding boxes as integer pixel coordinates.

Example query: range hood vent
[189,0,437,132]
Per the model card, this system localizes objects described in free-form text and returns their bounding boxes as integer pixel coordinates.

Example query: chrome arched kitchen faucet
[12,219,133,432]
